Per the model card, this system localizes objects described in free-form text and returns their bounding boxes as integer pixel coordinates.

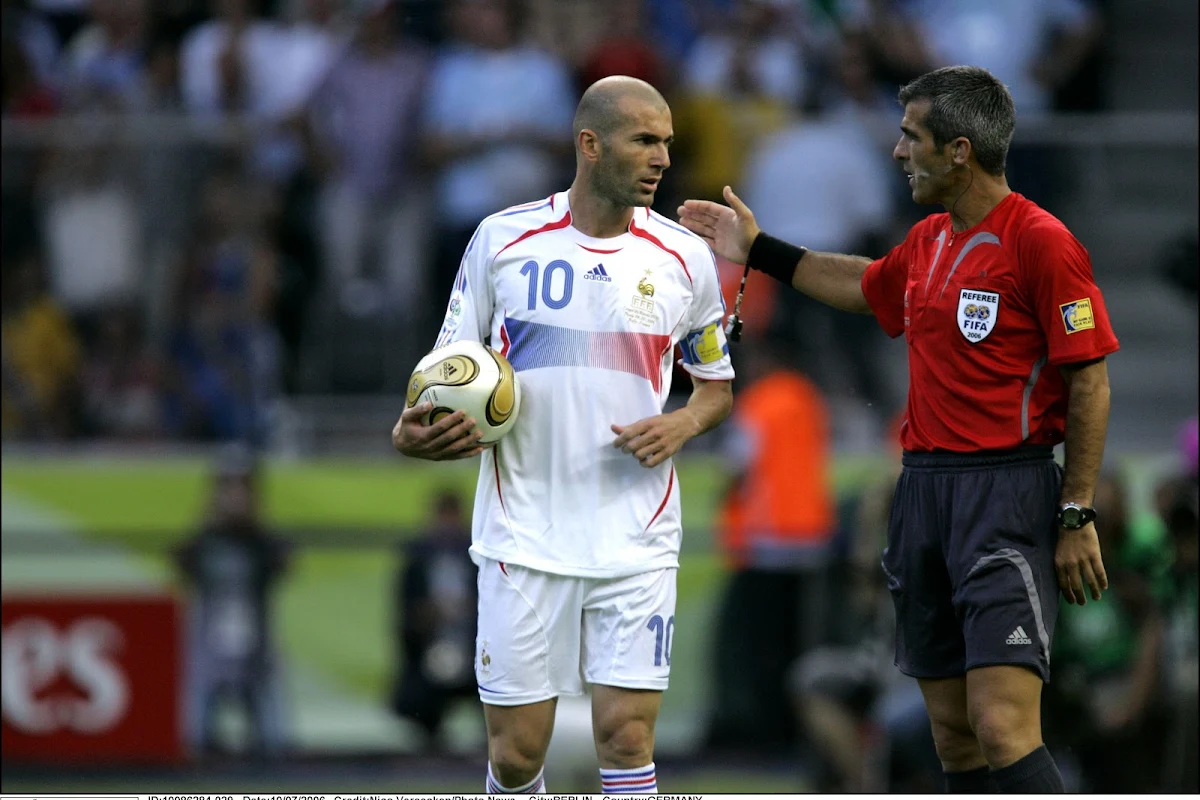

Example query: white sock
[486,762,546,794]
[599,762,657,793]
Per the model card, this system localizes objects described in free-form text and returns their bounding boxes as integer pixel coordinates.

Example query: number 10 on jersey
[520,259,575,310]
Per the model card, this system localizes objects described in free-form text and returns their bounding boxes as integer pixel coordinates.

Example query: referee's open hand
[1055,522,1108,605]
[392,403,485,461]
[677,186,760,265]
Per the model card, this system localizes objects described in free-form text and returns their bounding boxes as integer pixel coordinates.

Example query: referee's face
[593,99,673,209]
[894,100,950,205]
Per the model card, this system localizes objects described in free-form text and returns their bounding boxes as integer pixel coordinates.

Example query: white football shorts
[474,558,678,706]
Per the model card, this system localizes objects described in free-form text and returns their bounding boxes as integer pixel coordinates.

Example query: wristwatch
[1057,503,1097,529]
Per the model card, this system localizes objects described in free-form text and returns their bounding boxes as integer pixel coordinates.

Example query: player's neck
[946,174,1011,233]
[567,185,635,239]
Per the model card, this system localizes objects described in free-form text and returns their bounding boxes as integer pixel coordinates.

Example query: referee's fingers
[1092,552,1109,591]
[1057,563,1077,604]
[1069,564,1087,605]
[1080,561,1102,602]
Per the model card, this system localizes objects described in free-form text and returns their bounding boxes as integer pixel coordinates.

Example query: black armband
[746,232,808,285]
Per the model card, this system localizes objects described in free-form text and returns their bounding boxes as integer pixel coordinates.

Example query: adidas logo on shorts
[1006,626,1033,645]
[584,264,612,282]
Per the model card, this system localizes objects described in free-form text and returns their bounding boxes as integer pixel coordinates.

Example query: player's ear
[578,129,602,162]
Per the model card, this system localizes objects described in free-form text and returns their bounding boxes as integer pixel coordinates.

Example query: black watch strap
[1057,503,1097,529]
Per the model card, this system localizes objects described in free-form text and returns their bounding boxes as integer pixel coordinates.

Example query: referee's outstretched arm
[678,186,873,314]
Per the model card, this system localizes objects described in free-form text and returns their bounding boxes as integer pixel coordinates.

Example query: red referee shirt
[862,192,1119,453]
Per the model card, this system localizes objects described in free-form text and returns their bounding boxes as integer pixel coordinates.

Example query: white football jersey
[433,191,735,578]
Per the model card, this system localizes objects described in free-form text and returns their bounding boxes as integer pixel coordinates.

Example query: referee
[679,65,1118,793]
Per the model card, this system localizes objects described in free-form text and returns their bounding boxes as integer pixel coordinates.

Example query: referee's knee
[967,698,1042,768]
[928,715,985,772]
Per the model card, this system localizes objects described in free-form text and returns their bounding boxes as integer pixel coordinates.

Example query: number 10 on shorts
[647,614,675,666]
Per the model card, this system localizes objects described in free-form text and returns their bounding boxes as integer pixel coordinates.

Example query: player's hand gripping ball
[405,340,522,445]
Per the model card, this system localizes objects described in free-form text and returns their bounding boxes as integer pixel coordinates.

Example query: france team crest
[957,288,999,342]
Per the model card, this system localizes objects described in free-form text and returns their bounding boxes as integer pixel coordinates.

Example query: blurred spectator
[1,33,59,118]
[164,160,281,443]
[577,0,668,93]
[789,477,940,793]
[1047,472,1172,792]
[306,0,430,366]
[1160,467,1198,792]
[1159,230,1198,299]
[390,490,479,750]
[177,444,289,758]
[179,0,286,117]
[31,0,90,47]
[1,0,61,92]
[741,33,897,424]
[78,303,164,439]
[870,0,1103,116]
[61,0,150,111]
[866,0,1104,213]
[422,0,575,304]
[1,247,81,440]
[707,342,835,753]
[670,0,796,207]
[683,0,808,108]
[41,136,143,318]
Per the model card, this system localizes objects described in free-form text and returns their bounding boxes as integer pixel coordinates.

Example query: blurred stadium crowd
[0,0,1145,446]
[1,0,1197,793]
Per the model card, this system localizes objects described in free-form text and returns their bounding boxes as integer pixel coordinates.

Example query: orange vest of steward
[717,370,835,569]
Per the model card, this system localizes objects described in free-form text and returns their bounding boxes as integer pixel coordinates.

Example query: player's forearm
[680,378,733,437]
[1059,359,1111,505]
[791,250,874,314]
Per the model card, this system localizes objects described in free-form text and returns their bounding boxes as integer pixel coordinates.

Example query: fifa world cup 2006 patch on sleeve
[1059,297,1095,334]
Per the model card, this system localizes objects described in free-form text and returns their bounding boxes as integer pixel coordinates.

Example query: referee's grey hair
[573,76,668,144]
[898,66,1015,176]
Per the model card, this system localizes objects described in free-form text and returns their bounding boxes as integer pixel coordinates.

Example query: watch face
[1061,507,1082,527]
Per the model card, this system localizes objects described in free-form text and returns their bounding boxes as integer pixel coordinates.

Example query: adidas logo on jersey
[1006,626,1032,645]
[584,264,612,282]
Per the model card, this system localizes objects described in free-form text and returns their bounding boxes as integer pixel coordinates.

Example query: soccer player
[393,76,734,794]
[678,65,1118,793]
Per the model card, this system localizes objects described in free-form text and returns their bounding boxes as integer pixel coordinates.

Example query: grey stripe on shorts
[967,547,1050,658]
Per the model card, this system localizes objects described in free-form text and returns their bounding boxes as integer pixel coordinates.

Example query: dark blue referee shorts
[881,446,1062,682]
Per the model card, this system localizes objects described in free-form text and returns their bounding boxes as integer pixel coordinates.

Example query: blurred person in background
[0,246,81,440]
[683,0,808,109]
[390,490,480,751]
[1046,472,1171,792]
[421,0,575,307]
[863,0,1104,213]
[576,0,669,97]
[708,340,834,753]
[670,0,798,208]
[789,476,940,793]
[1,0,61,93]
[305,0,431,380]
[60,0,150,111]
[164,159,281,443]
[177,444,290,759]
[1,32,59,118]
[179,0,282,117]
[1159,419,1198,791]
[741,32,897,440]
[41,132,142,323]
[78,303,165,439]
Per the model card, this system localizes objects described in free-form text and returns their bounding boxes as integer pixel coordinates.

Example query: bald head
[573,76,668,144]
